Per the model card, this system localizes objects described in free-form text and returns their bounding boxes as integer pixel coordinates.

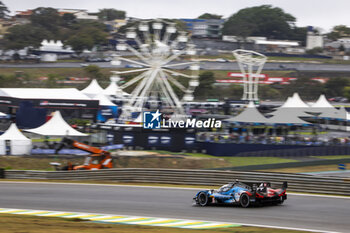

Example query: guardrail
[4,169,350,196]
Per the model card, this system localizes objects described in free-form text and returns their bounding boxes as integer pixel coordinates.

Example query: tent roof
[0,123,31,141]
[25,111,87,136]
[319,106,348,119]
[267,108,311,124]
[81,79,104,95]
[280,93,309,108]
[225,102,269,124]
[102,80,130,96]
[311,94,334,108]
[0,88,90,100]
[93,93,116,106]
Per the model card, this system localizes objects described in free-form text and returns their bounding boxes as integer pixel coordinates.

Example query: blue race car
[193,180,287,208]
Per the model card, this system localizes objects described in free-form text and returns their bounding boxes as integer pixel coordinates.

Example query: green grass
[0,213,308,233]
[31,138,61,142]
[150,150,298,167]
[264,163,350,173]
[222,157,297,167]
[312,155,350,160]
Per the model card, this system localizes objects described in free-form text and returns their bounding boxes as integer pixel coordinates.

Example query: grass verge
[0,213,309,233]
[264,163,350,173]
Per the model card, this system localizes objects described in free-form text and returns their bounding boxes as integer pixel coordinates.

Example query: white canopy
[0,88,90,100]
[225,102,269,124]
[311,94,334,108]
[93,93,116,106]
[280,93,309,108]
[306,94,339,117]
[25,111,87,136]
[81,79,104,98]
[268,93,311,125]
[102,77,130,97]
[0,123,32,155]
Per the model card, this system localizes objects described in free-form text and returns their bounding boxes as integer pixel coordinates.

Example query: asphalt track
[1,61,350,72]
[0,182,349,233]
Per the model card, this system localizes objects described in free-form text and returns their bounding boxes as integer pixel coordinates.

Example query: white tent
[311,94,334,108]
[225,102,269,124]
[102,78,129,97]
[93,93,116,106]
[280,93,309,108]
[307,94,341,117]
[0,88,90,100]
[81,79,104,98]
[25,111,87,136]
[0,123,32,155]
[268,93,311,125]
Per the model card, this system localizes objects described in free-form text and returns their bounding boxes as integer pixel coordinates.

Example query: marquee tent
[0,123,32,155]
[93,93,116,106]
[225,102,269,124]
[267,93,311,125]
[102,79,129,97]
[25,111,87,136]
[81,79,104,98]
[0,88,90,100]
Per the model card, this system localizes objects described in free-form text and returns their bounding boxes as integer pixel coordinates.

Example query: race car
[193,180,287,208]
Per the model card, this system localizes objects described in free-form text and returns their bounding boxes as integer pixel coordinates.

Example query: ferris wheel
[111,19,200,122]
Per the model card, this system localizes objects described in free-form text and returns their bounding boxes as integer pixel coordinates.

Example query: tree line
[0,1,349,53]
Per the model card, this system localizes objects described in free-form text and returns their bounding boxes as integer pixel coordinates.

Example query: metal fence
[4,169,350,196]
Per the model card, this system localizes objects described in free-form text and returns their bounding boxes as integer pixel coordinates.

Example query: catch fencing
[4,168,350,196]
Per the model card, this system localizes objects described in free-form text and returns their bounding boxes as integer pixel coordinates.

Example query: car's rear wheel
[278,196,284,204]
[240,193,250,208]
[197,192,209,206]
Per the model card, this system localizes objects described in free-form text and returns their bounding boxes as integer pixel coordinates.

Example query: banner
[97,106,118,122]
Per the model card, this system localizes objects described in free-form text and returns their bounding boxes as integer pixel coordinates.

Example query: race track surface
[0,182,349,232]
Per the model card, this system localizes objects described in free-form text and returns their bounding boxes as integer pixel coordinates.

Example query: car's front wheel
[240,193,250,208]
[197,192,209,206]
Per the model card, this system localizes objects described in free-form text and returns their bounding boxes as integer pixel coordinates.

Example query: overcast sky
[3,0,350,32]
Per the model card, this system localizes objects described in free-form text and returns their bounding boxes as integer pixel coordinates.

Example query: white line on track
[0,207,340,233]
[1,181,349,199]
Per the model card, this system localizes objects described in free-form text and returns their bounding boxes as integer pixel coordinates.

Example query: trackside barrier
[4,169,350,196]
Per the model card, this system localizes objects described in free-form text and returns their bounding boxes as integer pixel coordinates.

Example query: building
[0,88,99,128]
[14,8,98,23]
[58,9,98,20]
[306,26,324,50]
[104,19,127,33]
[13,10,32,24]
[180,18,224,38]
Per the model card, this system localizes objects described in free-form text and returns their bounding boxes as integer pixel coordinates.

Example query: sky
[3,0,350,32]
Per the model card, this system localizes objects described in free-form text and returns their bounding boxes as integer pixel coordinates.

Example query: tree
[84,65,104,79]
[327,25,350,40]
[66,25,108,53]
[61,13,77,27]
[306,47,323,55]
[198,13,222,19]
[2,7,108,52]
[30,7,62,33]
[98,8,126,20]
[194,71,216,99]
[4,24,54,50]
[223,5,297,40]
[324,77,350,97]
[284,77,324,100]
[0,1,9,19]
